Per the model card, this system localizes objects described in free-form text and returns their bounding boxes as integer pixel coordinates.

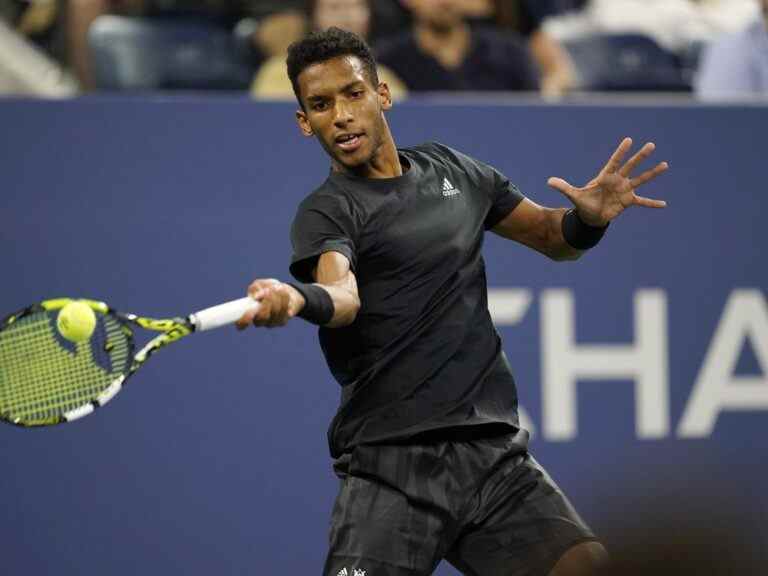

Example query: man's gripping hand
[235,279,306,329]
[236,252,360,330]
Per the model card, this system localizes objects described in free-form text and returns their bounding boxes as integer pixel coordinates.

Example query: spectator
[2,0,66,61]
[459,0,579,98]
[67,0,145,90]
[66,0,305,90]
[242,2,306,62]
[367,0,411,43]
[251,0,407,100]
[376,0,539,92]
[0,0,76,96]
[695,0,768,98]
[543,0,761,57]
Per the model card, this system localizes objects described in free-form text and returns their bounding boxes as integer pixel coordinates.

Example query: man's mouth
[335,133,364,152]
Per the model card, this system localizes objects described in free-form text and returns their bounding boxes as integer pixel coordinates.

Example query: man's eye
[313,101,328,111]
[351,90,364,98]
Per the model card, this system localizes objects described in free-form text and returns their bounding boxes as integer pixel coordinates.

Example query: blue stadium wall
[1,98,766,574]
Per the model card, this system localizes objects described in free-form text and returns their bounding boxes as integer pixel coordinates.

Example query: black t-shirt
[375,27,539,92]
[290,142,525,458]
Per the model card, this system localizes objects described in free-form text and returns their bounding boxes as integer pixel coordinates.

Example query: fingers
[547,176,575,201]
[630,161,669,188]
[235,305,262,330]
[247,278,280,300]
[619,142,656,177]
[237,280,292,330]
[601,137,633,174]
[633,195,667,208]
[237,279,277,329]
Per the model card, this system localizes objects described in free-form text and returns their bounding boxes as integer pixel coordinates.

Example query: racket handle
[190,297,261,332]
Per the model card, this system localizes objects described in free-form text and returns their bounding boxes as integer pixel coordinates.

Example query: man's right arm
[236,251,360,330]
[310,251,360,327]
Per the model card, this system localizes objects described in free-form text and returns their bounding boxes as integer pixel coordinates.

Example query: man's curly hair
[287,27,380,108]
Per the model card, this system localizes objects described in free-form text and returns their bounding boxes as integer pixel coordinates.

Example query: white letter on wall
[542,289,668,440]
[678,290,768,437]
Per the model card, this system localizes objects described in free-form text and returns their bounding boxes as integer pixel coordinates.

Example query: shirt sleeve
[484,166,525,230]
[289,192,359,283]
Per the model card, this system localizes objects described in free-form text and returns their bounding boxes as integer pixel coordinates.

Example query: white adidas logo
[336,568,366,576]
[442,177,460,197]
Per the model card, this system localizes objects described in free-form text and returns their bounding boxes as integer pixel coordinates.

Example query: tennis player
[236,27,668,576]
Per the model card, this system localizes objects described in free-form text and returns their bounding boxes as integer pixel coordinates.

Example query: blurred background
[1,1,767,575]
[1,0,766,99]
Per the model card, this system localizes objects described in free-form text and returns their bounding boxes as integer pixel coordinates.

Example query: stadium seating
[88,15,252,91]
[563,33,691,91]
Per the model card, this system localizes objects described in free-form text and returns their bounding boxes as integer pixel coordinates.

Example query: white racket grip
[190,297,261,332]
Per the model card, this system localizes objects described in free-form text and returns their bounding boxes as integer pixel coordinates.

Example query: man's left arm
[492,138,668,259]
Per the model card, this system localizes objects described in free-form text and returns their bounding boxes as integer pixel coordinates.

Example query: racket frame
[0,296,259,427]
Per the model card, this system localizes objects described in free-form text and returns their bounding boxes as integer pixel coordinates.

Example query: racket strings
[0,311,132,424]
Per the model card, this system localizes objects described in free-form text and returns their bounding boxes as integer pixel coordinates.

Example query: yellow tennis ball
[57,301,97,343]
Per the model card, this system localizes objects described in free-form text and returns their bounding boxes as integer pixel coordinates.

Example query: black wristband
[288,283,335,326]
[562,209,609,250]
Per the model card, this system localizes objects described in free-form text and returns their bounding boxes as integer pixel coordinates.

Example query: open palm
[547,138,669,227]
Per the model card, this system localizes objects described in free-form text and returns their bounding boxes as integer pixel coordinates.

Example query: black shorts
[324,427,597,576]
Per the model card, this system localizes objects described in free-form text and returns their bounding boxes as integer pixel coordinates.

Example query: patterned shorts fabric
[324,427,597,576]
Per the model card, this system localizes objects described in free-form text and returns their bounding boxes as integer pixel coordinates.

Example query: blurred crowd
[0,0,766,100]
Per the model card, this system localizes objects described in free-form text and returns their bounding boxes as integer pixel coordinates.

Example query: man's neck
[414,20,471,70]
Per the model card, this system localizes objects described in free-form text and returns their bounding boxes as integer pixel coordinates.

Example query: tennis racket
[0,297,260,427]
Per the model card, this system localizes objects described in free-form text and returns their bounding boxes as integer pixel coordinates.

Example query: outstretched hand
[547,137,669,227]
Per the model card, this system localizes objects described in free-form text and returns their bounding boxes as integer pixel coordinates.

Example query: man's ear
[377,82,393,111]
[296,109,313,137]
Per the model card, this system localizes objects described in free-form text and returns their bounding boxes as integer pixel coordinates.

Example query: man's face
[404,0,463,29]
[314,0,370,39]
[296,56,392,172]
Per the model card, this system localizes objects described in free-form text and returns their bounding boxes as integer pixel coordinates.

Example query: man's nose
[333,100,354,125]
